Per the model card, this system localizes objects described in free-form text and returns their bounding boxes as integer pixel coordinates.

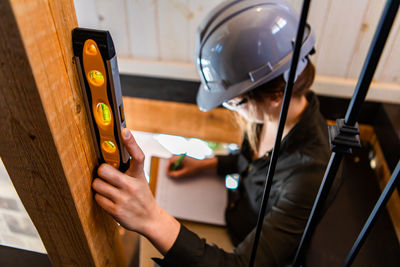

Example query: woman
[92,1,339,266]
[167,62,325,248]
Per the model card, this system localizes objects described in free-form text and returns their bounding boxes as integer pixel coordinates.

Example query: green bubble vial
[96,103,111,125]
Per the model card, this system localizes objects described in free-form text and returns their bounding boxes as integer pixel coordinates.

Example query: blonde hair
[234,62,316,155]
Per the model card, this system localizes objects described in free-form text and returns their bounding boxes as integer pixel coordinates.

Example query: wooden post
[0,1,125,266]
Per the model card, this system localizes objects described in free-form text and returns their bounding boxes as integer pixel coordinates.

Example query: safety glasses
[222,97,248,110]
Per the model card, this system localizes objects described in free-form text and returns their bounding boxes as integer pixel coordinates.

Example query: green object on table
[170,154,186,171]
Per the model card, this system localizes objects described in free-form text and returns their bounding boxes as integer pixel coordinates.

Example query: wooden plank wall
[73,0,400,103]
[0,0,125,266]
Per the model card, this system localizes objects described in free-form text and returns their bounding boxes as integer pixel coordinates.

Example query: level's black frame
[248,0,400,266]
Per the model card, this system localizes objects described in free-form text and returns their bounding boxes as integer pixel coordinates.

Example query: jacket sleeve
[155,161,327,267]
[154,224,247,267]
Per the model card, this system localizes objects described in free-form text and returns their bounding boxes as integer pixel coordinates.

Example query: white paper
[0,158,46,254]
[155,158,227,226]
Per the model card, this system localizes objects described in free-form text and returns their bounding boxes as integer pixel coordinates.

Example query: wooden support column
[0,1,125,266]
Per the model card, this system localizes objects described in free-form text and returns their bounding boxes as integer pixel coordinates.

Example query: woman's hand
[167,155,218,179]
[92,129,180,255]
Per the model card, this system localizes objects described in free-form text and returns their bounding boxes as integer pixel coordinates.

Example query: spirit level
[73,28,130,172]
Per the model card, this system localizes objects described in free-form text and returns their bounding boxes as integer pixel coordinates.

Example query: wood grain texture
[0,0,125,266]
[307,0,332,66]
[345,0,386,79]
[315,0,369,77]
[375,13,400,83]
[73,0,99,29]
[97,0,131,56]
[187,0,224,61]
[126,0,160,59]
[123,97,242,144]
[157,0,191,62]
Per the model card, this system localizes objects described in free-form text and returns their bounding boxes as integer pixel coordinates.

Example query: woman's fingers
[97,164,126,188]
[167,155,192,178]
[167,157,174,169]
[168,155,180,163]
[94,193,116,214]
[167,169,187,178]
[92,177,122,202]
[167,156,180,171]
[121,129,146,178]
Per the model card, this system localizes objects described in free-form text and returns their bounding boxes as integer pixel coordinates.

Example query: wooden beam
[0,1,125,266]
[123,97,242,144]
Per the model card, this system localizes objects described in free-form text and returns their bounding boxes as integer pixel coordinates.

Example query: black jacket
[156,92,339,267]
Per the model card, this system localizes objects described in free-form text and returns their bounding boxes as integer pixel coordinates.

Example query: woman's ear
[268,92,283,107]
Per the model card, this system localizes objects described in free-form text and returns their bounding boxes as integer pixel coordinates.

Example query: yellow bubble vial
[96,103,111,125]
[102,141,116,153]
[88,70,104,86]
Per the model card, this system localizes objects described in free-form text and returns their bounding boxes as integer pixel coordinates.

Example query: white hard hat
[195,0,315,111]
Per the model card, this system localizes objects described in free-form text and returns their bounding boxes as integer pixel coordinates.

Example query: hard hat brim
[197,83,232,111]
[196,56,309,112]
[196,73,273,112]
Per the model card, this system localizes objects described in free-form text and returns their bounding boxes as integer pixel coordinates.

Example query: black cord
[248,1,312,266]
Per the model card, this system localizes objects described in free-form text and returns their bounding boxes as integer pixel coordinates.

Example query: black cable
[292,1,400,266]
[248,1,311,266]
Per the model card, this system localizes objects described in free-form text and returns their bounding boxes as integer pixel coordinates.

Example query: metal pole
[248,1,311,266]
[292,0,400,266]
[344,160,400,266]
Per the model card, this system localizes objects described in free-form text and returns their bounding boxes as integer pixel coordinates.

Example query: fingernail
[123,128,130,139]
[97,164,107,175]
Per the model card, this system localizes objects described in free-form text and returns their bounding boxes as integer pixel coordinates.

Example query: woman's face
[223,96,266,123]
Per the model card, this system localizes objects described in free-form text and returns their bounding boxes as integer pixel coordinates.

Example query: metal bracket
[328,118,362,154]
